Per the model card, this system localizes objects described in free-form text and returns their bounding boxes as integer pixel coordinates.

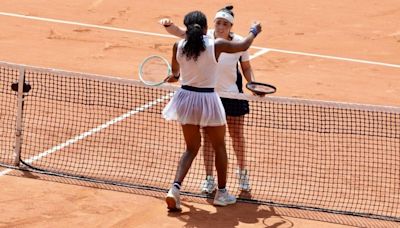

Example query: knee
[213,143,226,154]
[186,144,201,155]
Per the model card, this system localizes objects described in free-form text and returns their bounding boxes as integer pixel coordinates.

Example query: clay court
[1,0,399,227]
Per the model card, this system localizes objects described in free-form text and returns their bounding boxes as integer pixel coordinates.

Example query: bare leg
[227,116,245,170]
[203,125,227,188]
[173,124,201,183]
[202,129,214,176]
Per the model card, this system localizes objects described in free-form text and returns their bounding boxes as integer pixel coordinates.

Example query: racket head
[246,81,276,95]
[138,55,171,86]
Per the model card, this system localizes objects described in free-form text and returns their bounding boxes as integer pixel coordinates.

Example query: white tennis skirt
[162,88,227,127]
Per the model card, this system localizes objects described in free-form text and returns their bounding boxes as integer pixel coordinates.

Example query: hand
[164,74,179,83]
[252,91,266,97]
[249,22,262,37]
[159,18,173,27]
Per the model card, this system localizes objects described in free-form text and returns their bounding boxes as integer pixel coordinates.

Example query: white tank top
[176,36,218,88]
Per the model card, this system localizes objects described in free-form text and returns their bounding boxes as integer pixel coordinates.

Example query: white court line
[0,92,174,176]
[0,168,12,176]
[250,48,270,60]
[0,12,399,68]
[0,12,176,39]
[266,48,400,68]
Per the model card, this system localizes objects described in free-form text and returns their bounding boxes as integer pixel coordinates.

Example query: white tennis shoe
[200,175,217,194]
[166,186,182,211]
[213,188,236,206]
[238,169,251,192]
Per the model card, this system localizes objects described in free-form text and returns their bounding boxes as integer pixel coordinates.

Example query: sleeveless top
[176,36,218,88]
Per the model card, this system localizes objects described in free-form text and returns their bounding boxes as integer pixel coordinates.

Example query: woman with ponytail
[162,10,261,212]
[161,6,258,194]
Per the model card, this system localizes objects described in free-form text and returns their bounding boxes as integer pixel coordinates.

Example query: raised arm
[159,18,186,39]
[215,22,262,60]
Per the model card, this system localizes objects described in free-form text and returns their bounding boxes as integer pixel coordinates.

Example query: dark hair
[218,5,234,17]
[182,11,207,61]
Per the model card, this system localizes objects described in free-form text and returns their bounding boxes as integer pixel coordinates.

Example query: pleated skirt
[162,88,226,127]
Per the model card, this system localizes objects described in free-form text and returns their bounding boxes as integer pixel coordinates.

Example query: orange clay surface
[0,0,399,227]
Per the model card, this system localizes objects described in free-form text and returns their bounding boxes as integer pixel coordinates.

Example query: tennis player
[162,10,261,211]
[160,5,259,194]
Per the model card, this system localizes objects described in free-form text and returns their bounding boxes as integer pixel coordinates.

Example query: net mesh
[0,66,18,165]
[0,62,399,222]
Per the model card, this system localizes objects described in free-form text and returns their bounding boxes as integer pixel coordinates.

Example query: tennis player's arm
[215,22,262,59]
[166,42,180,83]
[240,61,255,83]
[241,60,265,96]
[159,18,186,39]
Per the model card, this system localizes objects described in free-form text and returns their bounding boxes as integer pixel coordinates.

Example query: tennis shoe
[201,175,216,194]
[166,186,182,212]
[237,169,251,192]
[213,189,236,206]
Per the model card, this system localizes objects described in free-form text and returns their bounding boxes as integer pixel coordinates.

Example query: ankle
[237,169,248,175]
[173,182,181,190]
[218,187,226,193]
[205,175,214,180]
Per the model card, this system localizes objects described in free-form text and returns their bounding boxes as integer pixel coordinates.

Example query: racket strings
[139,56,171,86]
[247,82,276,94]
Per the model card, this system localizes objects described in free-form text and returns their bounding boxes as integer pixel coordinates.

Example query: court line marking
[250,48,270,60]
[0,92,174,176]
[0,12,399,68]
[264,47,400,68]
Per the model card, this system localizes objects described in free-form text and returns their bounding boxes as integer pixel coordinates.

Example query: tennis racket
[138,55,171,86]
[246,81,276,95]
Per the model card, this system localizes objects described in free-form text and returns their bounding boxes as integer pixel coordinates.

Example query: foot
[238,169,251,192]
[200,175,216,194]
[166,186,182,212]
[213,189,236,206]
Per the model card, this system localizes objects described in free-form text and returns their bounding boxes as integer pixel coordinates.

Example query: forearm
[236,22,261,52]
[240,60,255,82]
[219,33,256,53]
[238,34,256,52]
[215,22,261,58]
[242,67,255,83]
[164,24,186,38]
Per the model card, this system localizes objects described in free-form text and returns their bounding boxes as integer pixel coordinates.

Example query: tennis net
[1,61,399,222]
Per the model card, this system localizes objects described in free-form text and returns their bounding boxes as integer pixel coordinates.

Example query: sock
[218,187,226,193]
[238,169,247,175]
[173,182,181,190]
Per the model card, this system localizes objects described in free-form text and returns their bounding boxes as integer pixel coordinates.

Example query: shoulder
[176,39,186,46]
[207,29,215,38]
[214,37,229,46]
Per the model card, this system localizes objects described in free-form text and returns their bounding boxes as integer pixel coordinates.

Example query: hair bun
[188,23,202,30]
[225,5,233,10]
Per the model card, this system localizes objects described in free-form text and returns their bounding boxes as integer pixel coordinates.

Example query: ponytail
[182,11,207,61]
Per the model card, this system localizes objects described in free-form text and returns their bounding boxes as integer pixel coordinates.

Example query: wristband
[249,27,258,37]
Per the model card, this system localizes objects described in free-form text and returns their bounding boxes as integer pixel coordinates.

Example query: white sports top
[176,36,218,88]
[207,29,250,93]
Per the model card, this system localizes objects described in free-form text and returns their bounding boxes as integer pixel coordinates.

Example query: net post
[13,66,26,167]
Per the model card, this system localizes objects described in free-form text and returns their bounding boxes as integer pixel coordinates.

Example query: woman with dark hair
[162,10,261,211]
[160,5,259,194]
